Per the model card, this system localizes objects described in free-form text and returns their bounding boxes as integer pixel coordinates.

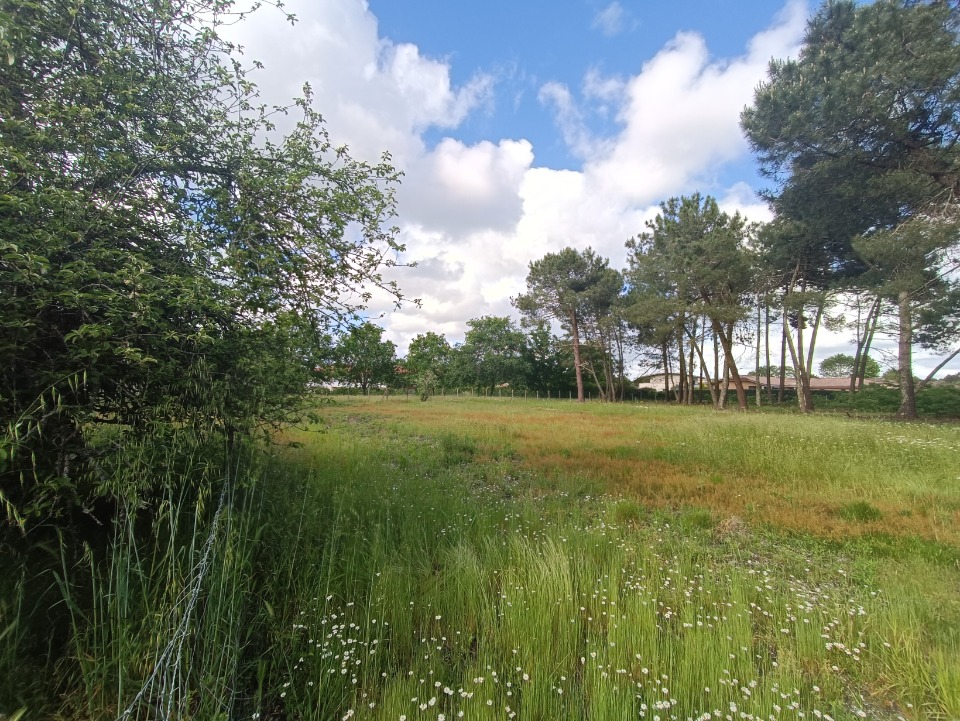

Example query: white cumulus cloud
[225,0,809,354]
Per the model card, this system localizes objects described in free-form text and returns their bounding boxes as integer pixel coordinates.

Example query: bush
[815,384,960,417]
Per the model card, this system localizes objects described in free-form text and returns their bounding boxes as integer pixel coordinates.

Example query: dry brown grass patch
[333,399,960,544]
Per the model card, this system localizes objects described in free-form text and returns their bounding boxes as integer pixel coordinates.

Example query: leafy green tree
[623,252,687,401]
[742,0,960,417]
[819,353,881,379]
[0,0,405,530]
[333,323,398,393]
[448,317,528,394]
[628,194,755,410]
[513,247,619,402]
[577,267,627,402]
[755,364,795,379]
[522,324,577,395]
[405,332,452,385]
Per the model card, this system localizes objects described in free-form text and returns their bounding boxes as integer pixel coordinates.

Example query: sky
[228,0,958,378]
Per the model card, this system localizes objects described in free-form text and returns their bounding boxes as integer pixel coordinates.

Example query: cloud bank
[229,0,809,353]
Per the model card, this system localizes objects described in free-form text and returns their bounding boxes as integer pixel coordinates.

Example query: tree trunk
[661,342,671,396]
[805,299,825,384]
[778,318,787,404]
[677,322,687,404]
[699,321,711,407]
[685,325,718,407]
[710,315,748,411]
[718,362,729,409]
[765,300,773,405]
[782,283,813,413]
[849,296,880,394]
[782,278,825,414]
[583,355,606,401]
[783,319,813,413]
[713,330,721,406]
[602,325,616,402]
[755,296,762,408]
[918,346,960,391]
[897,290,917,419]
[615,323,626,401]
[570,310,586,403]
[856,299,882,392]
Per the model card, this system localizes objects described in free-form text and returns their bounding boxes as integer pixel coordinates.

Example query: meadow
[3,397,959,720]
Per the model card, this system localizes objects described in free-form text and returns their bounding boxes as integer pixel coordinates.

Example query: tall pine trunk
[676,320,687,405]
[897,290,917,419]
[778,319,787,404]
[710,316,748,411]
[687,326,719,407]
[850,296,881,393]
[765,300,773,405]
[755,297,762,407]
[570,310,585,403]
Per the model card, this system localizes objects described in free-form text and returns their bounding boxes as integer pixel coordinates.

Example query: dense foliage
[742,0,960,416]
[513,247,624,402]
[0,0,404,531]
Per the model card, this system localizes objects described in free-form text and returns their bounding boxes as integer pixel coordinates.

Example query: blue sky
[369,0,785,178]
[229,0,958,377]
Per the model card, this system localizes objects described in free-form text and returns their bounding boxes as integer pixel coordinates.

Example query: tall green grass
[0,428,268,719]
[253,405,957,720]
[1,398,957,719]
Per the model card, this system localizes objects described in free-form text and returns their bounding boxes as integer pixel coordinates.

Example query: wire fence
[318,386,674,403]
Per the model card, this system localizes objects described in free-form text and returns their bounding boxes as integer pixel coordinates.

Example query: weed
[837,501,884,523]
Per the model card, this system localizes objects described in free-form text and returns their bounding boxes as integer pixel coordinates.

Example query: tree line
[333,0,960,418]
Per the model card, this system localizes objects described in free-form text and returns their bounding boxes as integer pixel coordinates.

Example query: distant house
[741,375,883,392]
[635,373,684,392]
[636,373,883,394]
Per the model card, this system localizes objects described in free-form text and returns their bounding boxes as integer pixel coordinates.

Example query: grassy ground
[4,396,958,720]
[363,396,960,545]
[261,396,960,721]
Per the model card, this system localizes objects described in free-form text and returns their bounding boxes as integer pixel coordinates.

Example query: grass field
[260,396,960,721]
[5,396,959,720]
